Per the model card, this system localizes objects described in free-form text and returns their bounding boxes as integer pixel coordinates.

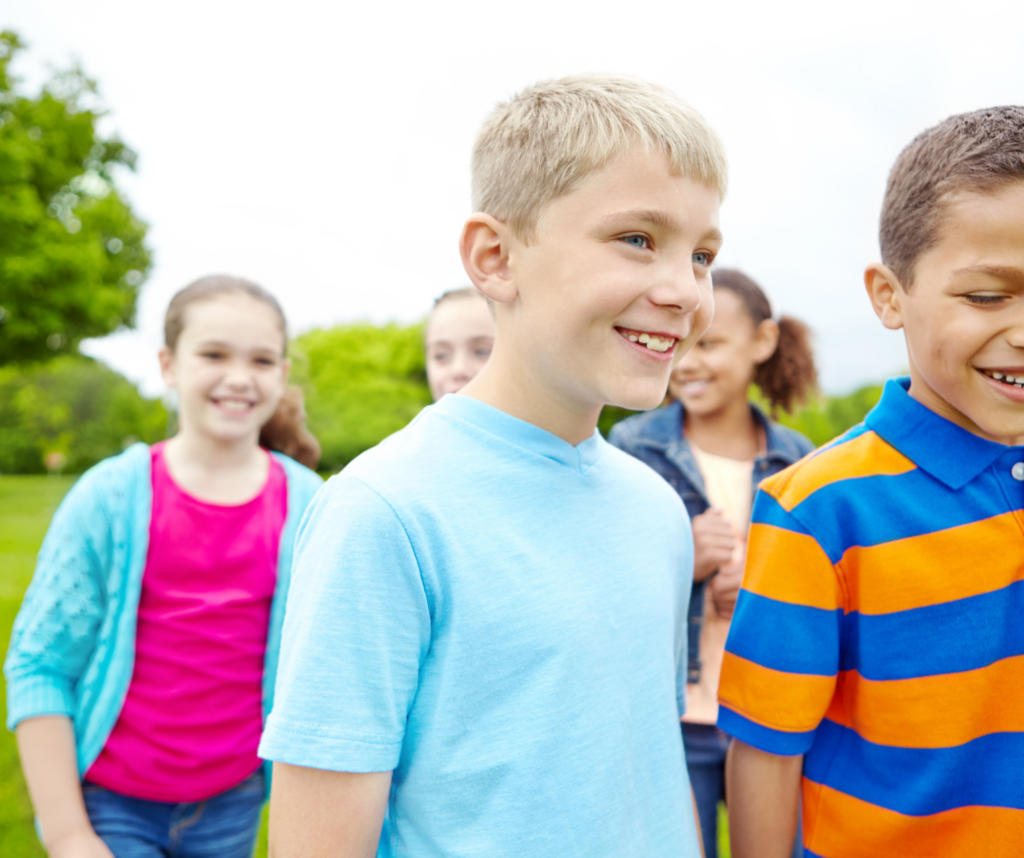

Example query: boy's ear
[460,213,517,305]
[864,263,906,331]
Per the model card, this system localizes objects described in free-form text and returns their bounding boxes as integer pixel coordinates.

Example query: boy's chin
[604,383,669,413]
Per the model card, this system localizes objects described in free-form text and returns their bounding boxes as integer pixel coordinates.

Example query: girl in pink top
[11,276,323,858]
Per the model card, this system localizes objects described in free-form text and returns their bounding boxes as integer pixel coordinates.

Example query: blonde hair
[472,74,728,240]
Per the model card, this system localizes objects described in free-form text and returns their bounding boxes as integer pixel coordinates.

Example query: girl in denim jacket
[5,276,323,858]
[609,269,817,858]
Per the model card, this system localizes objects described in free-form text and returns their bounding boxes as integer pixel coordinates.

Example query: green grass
[0,475,75,856]
[0,476,272,854]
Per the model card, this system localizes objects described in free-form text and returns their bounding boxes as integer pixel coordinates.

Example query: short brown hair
[164,274,287,351]
[880,106,1024,286]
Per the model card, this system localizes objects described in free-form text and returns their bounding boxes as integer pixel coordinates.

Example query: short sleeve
[258,476,431,772]
[717,489,844,755]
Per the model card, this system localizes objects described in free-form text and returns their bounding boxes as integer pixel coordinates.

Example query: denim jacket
[608,401,814,684]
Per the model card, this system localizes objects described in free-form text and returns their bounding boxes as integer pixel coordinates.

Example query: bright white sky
[6,0,1024,396]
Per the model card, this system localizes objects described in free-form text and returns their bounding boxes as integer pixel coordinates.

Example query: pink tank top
[86,442,287,802]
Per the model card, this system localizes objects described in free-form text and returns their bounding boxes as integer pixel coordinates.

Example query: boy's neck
[459,350,602,447]
[906,371,1024,447]
[684,395,761,460]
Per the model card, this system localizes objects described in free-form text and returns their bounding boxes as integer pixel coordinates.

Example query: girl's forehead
[427,298,495,342]
[709,288,752,327]
[181,294,285,346]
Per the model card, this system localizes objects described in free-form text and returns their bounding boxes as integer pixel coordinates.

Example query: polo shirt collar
[865,377,1011,490]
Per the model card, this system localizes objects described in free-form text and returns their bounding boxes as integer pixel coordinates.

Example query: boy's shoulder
[601,436,688,504]
[758,421,914,516]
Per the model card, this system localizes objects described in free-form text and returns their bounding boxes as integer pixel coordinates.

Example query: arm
[269,763,392,858]
[725,739,802,858]
[16,716,113,858]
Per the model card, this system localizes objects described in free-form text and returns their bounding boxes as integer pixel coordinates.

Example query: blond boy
[260,75,727,857]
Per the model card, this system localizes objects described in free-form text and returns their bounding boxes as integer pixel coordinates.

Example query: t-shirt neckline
[152,441,280,510]
[432,394,604,474]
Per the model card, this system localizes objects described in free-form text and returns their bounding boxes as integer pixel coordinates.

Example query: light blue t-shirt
[260,394,699,857]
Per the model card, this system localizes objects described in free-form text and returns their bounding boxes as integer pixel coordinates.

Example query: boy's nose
[649,262,702,314]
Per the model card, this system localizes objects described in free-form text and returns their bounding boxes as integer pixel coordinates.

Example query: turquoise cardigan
[4,443,323,786]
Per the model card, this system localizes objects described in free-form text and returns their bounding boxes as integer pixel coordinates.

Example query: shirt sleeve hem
[4,675,76,731]
[257,723,402,773]
[717,705,816,756]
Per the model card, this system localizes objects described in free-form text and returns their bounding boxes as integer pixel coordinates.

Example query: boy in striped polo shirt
[720,106,1024,857]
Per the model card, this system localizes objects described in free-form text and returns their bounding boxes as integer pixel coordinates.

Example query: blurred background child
[609,268,817,858]
[5,275,323,858]
[424,287,495,400]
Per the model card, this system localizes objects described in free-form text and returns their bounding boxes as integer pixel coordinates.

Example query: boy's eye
[693,251,714,267]
[965,294,1005,305]
[621,234,652,250]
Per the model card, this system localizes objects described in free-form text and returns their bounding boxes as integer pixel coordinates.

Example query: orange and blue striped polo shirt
[718,377,1024,857]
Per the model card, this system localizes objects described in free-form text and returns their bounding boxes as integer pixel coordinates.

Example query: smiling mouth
[213,398,255,411]
[616,327,678,354]
[980,369,1024,389]
[680,380,710,394]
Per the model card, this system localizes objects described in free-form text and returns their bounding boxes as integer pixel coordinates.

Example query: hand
[691,508,737,582]
[47,828,116,858]
[710,552,745,620]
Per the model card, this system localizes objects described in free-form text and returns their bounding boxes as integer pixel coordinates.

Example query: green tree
[0,356,167,474]
[292,322,432,471]
[0,30,151,365]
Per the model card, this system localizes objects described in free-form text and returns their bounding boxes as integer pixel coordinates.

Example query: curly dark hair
[712,269,817,415]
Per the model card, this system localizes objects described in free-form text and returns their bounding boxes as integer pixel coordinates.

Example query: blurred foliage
[0,356,167,474]
[292,322,433,471]
[0,30,151,365]
[750,382,884,447]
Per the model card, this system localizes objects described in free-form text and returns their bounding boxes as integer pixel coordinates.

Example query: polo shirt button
[1012,462,1024,481]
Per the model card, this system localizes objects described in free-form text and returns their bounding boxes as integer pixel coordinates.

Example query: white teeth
[621,329,674,353]
[218,400,250,411]
[993,373,1004,380]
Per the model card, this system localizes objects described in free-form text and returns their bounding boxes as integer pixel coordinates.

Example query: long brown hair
[164,275,321,470]
[712,269,817,415]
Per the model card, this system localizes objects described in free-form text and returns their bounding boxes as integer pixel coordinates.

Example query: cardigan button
[1012,462,1024,481]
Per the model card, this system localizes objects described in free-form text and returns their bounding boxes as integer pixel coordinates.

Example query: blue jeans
[683,722,802,858]
[82,768,265,858]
